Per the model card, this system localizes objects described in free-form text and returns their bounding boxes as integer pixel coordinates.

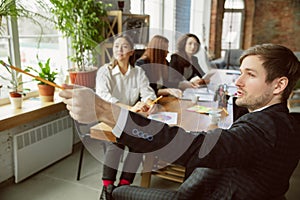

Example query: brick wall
[210,0,300,57]
[251,0,300,51]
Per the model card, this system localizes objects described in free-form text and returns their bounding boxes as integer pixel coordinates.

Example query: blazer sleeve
[117,108,287,169]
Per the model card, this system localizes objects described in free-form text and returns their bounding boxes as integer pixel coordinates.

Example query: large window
[0,17,11,99]
[221,0,245,50]
[0,1,68,102]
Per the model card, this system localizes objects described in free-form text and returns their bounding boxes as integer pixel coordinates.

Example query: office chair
[212,49,244,70]
[74,120,106,180]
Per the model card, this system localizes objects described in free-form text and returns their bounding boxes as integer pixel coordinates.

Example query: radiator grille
[13,116,73,183]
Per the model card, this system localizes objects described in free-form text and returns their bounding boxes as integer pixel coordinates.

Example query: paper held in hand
[202,69,217,81]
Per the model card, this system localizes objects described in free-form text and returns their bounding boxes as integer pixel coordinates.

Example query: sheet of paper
[181,87,215,102]
[148,112,178,124]
[202,69,217,80]
[186,105,222,114]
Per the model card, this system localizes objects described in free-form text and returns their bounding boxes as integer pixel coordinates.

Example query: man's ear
[273,77,288,95]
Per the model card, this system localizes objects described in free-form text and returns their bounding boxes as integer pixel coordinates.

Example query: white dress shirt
[96,64,156,106]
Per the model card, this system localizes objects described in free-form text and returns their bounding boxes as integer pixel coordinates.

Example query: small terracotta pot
[68,67,97,89]
[38,84,55,102]
[9,91,22,98]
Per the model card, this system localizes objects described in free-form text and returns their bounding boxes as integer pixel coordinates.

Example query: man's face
[235,55,276,112]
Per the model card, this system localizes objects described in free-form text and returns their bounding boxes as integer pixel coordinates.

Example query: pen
[149,95,163,106]
[0,61,64,90]
[222,107,229,115]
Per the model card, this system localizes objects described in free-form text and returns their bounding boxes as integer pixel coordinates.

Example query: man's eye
[248,72,255,77]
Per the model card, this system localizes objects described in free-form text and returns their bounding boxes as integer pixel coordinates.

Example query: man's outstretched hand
[59,84,119,128]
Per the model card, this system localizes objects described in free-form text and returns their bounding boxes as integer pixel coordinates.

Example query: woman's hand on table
[130,101,159,115]
[131,101,150,112]
[189,76,206,87]
[179,80,198,90]
[159,88,183,99]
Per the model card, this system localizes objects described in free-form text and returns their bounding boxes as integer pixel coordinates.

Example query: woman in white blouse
[96,35,156,199]
[96,35,156,112]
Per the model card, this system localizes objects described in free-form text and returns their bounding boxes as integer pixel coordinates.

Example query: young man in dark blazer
[60,44,300,200]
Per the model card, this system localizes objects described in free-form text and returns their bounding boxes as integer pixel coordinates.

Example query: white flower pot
[9,96,23,109]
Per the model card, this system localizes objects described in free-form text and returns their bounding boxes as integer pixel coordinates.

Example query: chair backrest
[290,112,300,130]
[224,49,244,67]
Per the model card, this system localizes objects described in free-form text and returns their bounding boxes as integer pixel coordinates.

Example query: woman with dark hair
[170,33,206,90]
[135,35,182,98]
[96,35,156,199]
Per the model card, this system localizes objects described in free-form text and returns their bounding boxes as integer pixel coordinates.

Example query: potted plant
[0,59,29,108]
[49,0,111,88]
[26,57,58,102]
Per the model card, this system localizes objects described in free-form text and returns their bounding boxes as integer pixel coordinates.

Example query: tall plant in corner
[50,0,111,71]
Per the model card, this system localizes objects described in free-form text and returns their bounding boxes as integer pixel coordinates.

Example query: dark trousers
[102,142,143,183]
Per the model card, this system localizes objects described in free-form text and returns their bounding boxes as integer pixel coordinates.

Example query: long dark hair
[141,35,169,65]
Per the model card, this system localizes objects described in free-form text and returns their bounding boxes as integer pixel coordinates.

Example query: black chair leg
[77,143,85,180]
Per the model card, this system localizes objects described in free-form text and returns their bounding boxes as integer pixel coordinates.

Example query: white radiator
[13,116,73,183]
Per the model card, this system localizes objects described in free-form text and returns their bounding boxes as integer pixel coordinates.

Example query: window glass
[0,17,11,98]
[222,0,244,50]
[18,16,67,91]
[222,12,242,49]
[130,0,142,14]
[224,0,244,9]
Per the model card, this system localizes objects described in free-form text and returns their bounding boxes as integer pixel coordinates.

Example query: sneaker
[99,184,115,200]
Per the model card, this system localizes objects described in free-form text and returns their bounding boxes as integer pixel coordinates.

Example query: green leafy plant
[26,57,58,85]
[0,59,30,96]
[50,0,111,71]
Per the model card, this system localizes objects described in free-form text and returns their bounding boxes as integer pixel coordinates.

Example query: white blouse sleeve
[95,65,119,103]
